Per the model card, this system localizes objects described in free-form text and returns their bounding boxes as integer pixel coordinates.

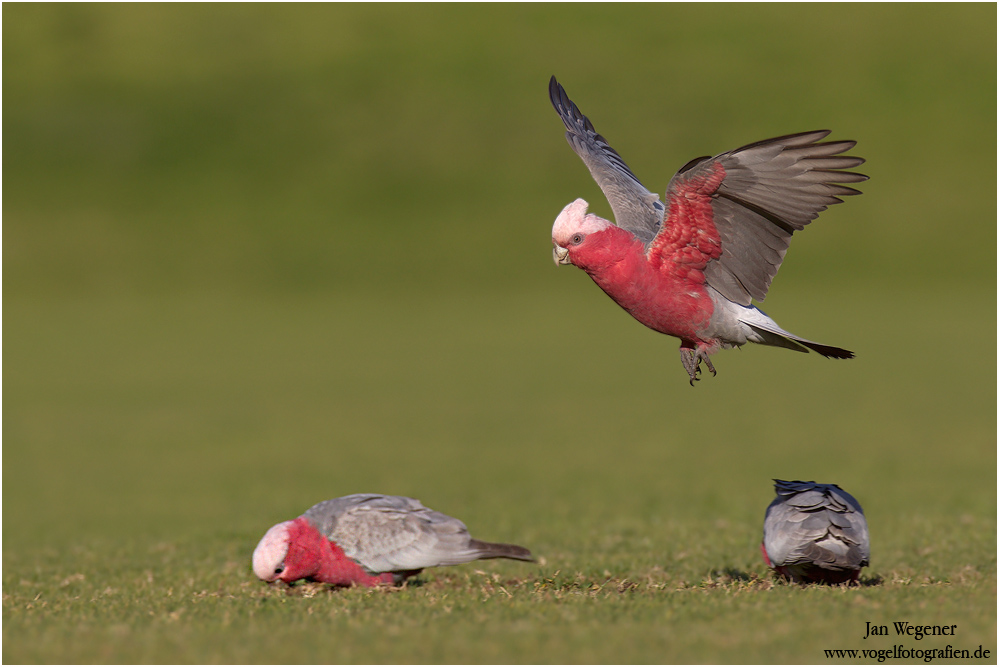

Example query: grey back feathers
[549,77,867,307]
[302,494,534,575]
[763,480,870,573]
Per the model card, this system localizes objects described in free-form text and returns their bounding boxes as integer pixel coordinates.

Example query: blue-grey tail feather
[744,322,854,359]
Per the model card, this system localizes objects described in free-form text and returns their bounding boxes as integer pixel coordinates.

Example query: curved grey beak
[553,245,571,266]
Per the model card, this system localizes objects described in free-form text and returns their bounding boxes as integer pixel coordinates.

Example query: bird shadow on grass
[769,573,885,588]
[705,568,884,588]
[275,579,428,596]
[706,568,759,583]
[857,575,884,587]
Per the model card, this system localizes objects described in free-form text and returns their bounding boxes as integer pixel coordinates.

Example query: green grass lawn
[4,287,995,663]
[3,3,995,664]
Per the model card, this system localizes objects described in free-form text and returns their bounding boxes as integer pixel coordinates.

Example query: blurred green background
[4,3,995,663]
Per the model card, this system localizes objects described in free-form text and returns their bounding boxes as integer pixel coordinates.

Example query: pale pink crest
[552,198,613,247]
[252,521,292,581]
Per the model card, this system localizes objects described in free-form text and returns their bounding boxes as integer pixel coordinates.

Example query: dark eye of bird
[274,566,284,574]
[571,233,584,245]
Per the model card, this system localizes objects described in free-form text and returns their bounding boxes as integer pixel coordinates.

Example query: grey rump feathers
[303,494,533,575]
[763,480,869,583]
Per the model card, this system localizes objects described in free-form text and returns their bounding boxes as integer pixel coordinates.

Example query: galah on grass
[548,76,866,384]
[252,494,534,587]
[761,479,870,584]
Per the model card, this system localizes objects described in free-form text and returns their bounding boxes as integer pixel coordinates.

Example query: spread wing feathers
[764,480,870,572]
[306,494,532,574]
[663,130,868,306]
[549,76,665,244]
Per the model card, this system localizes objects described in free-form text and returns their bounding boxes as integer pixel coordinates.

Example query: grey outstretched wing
[660,131,867,306]
[549,76,665,244]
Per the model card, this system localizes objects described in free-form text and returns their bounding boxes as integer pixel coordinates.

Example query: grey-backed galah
[548,76,867,384]
[761,479,870,584]
[252,494,535,587]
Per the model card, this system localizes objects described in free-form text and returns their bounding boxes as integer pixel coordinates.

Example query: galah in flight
[252,494,534,587]
[761,479,870,584]
[548,76,866,384]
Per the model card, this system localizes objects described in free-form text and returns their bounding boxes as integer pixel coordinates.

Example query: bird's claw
[680,348,716,386]
[680,348,700,385]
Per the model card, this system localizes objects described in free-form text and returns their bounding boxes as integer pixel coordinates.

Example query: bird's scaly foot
[680,348,717,386]
[680,348,700,386]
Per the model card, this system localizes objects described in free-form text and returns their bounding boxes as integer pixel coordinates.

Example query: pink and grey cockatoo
[761,479,870,584]
[548,76,866,384]
[252,494,534,587]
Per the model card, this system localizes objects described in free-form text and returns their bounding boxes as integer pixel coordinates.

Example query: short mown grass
[4,527,995,663]
[4,288,995,663]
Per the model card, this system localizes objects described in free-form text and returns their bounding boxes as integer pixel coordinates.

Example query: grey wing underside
[306,494,502,574]
[763,481,870,571]
[549,76,665,244]
[669,131,867,306]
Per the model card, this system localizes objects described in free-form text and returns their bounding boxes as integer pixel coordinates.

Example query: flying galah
[548,76,866,384]
[252,494,535,587]
[761,479,870,584]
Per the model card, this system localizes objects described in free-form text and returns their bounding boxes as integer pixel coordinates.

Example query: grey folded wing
[549,76,665,244]
[306,494,519,574]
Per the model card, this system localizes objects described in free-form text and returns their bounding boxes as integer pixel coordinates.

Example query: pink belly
[591,267,713,343]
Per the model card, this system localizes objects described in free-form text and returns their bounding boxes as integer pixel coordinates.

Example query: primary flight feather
[548,76,866,384]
